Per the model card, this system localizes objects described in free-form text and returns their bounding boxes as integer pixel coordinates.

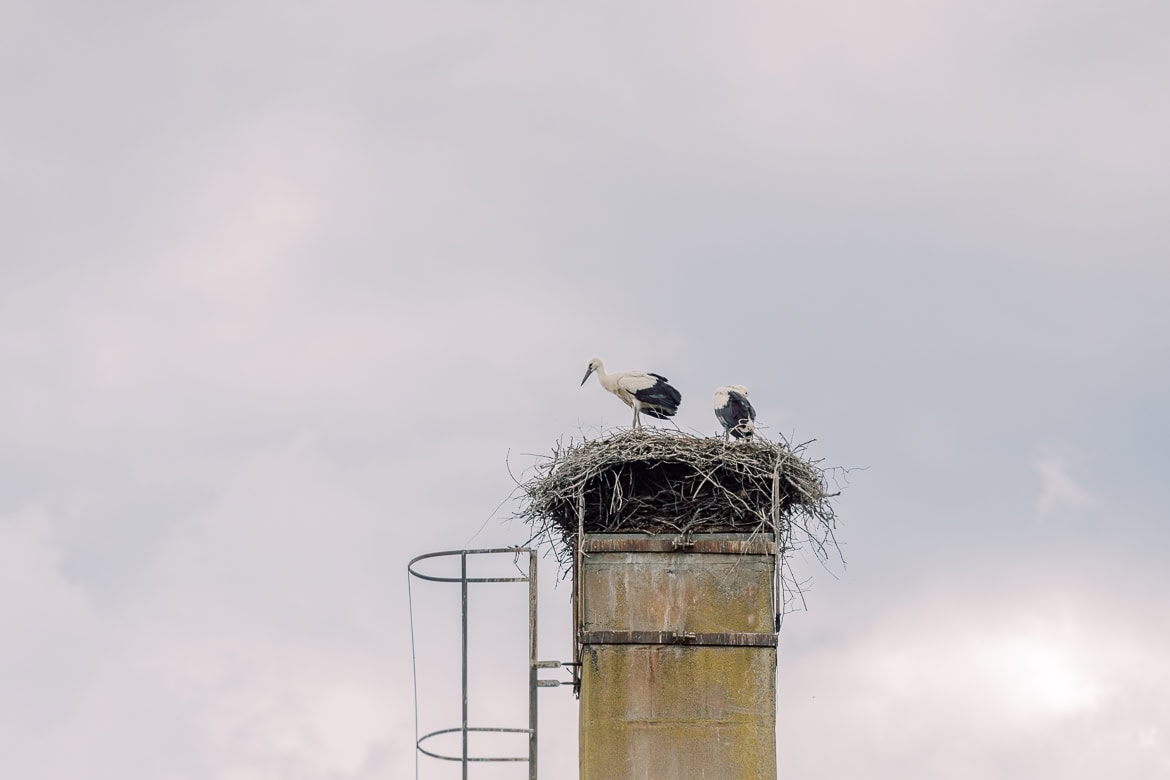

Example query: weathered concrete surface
[578,534,777,780]
[580,645,776,779]
[582,551,773,635]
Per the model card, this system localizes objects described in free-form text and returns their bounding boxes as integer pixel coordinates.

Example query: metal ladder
[408,547,570,779]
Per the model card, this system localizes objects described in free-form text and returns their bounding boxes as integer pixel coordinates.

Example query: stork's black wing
[718,390,756,437]
[634,373,682,418]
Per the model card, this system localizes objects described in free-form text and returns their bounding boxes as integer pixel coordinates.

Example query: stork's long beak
[580,366,595,386]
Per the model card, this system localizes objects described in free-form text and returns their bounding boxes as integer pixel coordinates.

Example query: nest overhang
[519,430,839,571]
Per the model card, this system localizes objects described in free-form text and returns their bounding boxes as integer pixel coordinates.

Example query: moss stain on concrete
[579,536,777,780]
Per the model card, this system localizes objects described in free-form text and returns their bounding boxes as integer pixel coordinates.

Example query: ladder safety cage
[408,547,563,780]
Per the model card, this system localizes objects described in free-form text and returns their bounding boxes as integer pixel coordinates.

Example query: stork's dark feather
[633,373,683,419]
[714,385,757,439]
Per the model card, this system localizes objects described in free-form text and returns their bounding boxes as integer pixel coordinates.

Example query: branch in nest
[516,429,843,591]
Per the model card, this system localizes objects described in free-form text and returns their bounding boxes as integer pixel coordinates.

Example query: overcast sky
[3,1,1169,778]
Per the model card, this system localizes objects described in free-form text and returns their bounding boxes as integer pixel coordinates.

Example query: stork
[580,357,682,430]
[713,385,756,440]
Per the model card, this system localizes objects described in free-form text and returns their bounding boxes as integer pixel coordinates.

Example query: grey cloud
[2,0,1168,777]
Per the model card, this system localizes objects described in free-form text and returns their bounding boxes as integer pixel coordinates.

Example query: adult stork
[713,384,757,440]
[580,357,682,431]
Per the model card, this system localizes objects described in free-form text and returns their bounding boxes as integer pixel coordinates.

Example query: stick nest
[518,430,840,573]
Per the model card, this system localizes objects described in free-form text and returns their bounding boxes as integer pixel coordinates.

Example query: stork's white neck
[592,361,619,392]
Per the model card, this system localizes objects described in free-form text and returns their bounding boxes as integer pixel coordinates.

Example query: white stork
[713,385,756,440]
[580,357,682,430]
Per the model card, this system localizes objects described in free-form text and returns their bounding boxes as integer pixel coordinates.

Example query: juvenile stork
[580,357,682,430]
[713,385,756,440]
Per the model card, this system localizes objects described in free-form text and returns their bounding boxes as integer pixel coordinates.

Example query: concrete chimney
[576,533,778,780]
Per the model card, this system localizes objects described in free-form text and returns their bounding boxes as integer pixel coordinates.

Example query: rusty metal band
[580,538,778,555]
[580,630,778,647]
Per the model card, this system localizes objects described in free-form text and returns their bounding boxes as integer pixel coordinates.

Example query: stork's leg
[632,405,641,431]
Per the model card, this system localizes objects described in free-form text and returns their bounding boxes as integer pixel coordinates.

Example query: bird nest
[518,430,841,574]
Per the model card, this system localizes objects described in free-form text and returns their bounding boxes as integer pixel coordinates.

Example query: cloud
[1035,455,1098,518]
[777,586,1170,779]
[0,505,99,764]
[2,1,1169,778]
[0,444,423,780]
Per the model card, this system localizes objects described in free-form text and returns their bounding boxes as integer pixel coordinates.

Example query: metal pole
[528,549,538,780]
[461,551,469,780]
